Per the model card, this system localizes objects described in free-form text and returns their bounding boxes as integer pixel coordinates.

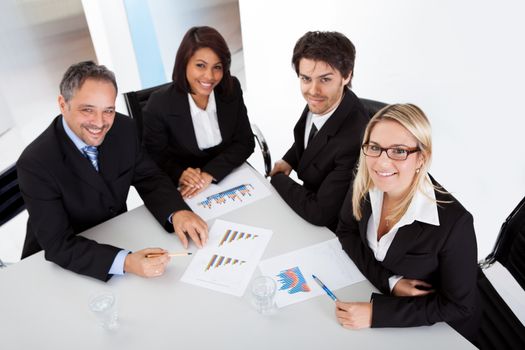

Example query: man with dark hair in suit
[17,61,208,281]
[270,31,369,232]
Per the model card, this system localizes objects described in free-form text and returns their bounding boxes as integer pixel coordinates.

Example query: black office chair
[0,163,26,268]
[123,84,272,177]
[359,98,388,118]
[476,197,525,349]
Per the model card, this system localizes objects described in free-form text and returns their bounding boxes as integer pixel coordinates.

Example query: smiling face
[186,47,224,107]
[365,120,424,199]
[59,78,116,147]
[298,58,350,115]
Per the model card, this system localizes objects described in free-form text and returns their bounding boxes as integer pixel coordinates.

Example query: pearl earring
[416,168,420,174]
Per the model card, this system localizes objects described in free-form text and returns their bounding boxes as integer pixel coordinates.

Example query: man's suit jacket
[271,89,368,231]
[336,179,481,341]
[17,113,189,281]
[142,77,255,183]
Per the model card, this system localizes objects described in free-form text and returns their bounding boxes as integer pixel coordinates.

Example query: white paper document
[258,238,365,308]
[181,219,273,296]
[184,164,272,220]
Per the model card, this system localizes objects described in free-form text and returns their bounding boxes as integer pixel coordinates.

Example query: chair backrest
[477,195,525,348]
[481,196,525,290]
[123,83,171,141]
[0,164,25,227]
[359,98,388,119]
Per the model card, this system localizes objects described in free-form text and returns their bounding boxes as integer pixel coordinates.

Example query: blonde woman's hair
[352,103,433,223]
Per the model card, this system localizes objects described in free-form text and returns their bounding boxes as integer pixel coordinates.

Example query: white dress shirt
[366,175,440,290]
[188,91,222,150]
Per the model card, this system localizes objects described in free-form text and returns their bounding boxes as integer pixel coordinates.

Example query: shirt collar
[369,174,440,229]
[188,90,216,115]
[61,116,88,152]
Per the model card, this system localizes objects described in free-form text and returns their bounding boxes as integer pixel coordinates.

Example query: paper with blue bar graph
[184,164,271,220]
[258,239,366,308]
[181,219,273,296]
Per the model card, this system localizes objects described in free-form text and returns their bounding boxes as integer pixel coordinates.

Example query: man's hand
[172,210,208,249]
[335,301,372,329]
[180,171,213,198]
[392,278,434,296]
[124,248,170,277]
[269,159,292,177]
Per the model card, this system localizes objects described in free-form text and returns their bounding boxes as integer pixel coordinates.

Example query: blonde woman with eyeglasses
[334,104,480,344]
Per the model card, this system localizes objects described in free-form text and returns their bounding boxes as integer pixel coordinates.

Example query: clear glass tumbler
[88,291,119,330]
[251,276,277,315]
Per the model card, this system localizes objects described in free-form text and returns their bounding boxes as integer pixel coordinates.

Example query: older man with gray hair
[17,61,208,281]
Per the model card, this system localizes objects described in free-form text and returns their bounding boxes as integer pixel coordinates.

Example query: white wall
[239,0,525,258]
[147,0,243,82]
[0,0,97,171]
[81,0,142,113]
[82,0,244,108]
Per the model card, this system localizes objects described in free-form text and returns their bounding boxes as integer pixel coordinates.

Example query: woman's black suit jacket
[142,77,255,183]
[336,179,481,341]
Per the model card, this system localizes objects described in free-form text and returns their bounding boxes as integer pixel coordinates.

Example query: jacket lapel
[215,90,237,141]
[383,221,426,266]
[359,198,373,242]
[166,88,203,155]
[297,89,354,173]
[292,106,308,157]
[97,116,122,183]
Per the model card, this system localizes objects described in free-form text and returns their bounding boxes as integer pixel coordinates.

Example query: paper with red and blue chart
[259,238,365,308]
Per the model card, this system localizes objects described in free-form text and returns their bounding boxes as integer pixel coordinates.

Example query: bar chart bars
[218,229,259,246]
[205,254,246,271]
[197,184,254,210]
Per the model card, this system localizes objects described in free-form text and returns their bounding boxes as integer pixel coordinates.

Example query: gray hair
[59,61,117,102]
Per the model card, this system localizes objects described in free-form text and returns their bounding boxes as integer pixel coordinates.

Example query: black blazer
[17,114,189,281]
[142,77,255,183]
[271,89,368,231]
[336,179,481,341]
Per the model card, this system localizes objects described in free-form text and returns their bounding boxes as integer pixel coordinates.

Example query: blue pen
[312,274,338,301]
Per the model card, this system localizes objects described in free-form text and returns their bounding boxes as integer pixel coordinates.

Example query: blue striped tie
[82,146,99,172]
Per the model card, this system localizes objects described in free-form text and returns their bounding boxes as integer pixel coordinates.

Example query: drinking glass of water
[88,291,119,330]
[251,276,277,315]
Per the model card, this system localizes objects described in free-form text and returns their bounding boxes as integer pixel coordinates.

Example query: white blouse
[187,91,222,150]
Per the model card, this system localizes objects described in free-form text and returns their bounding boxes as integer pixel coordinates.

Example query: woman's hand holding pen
[179,167,213,198]
[124,248,171,278]
[392,278,435,297]
[335,301,372,329]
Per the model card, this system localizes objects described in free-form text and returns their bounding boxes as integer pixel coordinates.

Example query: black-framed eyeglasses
[361,143,420,161]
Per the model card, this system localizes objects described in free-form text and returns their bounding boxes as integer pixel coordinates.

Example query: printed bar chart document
[181,219,273,296]
[259,239,365,308]
[185,164,272,220]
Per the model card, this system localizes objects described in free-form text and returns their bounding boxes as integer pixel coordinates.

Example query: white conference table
[0,166,475,350]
